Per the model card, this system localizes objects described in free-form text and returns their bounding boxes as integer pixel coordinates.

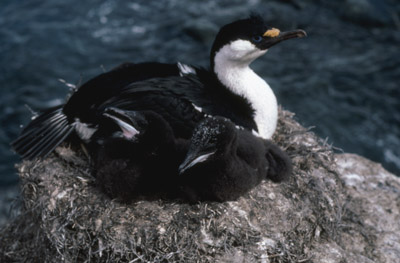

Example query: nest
[0,109,347,262]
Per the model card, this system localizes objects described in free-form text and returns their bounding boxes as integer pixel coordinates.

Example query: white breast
[213,40,278,139]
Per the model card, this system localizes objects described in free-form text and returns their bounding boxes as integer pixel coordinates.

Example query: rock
[1,109,399,262]
[334,153,400,263]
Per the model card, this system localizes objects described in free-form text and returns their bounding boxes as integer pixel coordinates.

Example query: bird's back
[63,63,258,139]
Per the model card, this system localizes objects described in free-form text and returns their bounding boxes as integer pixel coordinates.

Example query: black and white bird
[90,108,188,201]
[178,116,292,202]
[12,15,306,159]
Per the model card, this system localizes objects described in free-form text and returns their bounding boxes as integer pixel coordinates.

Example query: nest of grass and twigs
[0,109,348,262]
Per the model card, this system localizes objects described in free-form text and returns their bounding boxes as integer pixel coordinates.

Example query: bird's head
[211,14,306,69]
[179,117,237,174]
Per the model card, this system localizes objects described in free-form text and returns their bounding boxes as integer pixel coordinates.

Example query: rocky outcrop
[1,109,399,262]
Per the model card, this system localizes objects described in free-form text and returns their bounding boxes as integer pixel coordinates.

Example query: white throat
[213,40,278,139]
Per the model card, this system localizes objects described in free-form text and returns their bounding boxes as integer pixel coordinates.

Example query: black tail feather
[11,106,74,159]
[22,120,70,159]
[13,113,67,152]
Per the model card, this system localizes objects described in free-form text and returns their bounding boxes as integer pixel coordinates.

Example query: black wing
[63,62,183,123]
[12,62,187,159]
[96,76,207,139]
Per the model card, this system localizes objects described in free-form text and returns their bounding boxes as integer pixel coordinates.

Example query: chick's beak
[179,150,216,175]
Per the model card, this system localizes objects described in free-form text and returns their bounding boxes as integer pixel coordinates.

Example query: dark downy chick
[90,108,187,201]
[179,116,291,202]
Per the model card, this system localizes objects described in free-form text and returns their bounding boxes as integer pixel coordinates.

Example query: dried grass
[0,109,347,262]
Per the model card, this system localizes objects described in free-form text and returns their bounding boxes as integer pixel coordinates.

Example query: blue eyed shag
[178,116,292,202]
[11,15,306,159]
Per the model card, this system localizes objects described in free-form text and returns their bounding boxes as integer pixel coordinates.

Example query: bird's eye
[252,35,263,43]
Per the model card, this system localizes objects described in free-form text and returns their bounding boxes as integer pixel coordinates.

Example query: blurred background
[0,0,399,225]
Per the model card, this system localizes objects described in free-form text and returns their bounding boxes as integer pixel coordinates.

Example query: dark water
[0,0,399,191]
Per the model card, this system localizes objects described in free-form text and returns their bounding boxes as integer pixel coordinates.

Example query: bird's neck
[213,59,278,139]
